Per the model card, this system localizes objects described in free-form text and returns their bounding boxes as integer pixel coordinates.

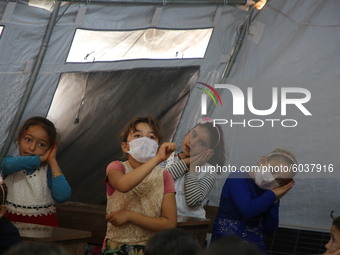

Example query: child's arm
[108,142,176,193]
[166,160,188,180]
[229,177,277,219]
[184,171,217,207]
[106,192,177,231]
[1,156,40,177]
[46,145,72,202]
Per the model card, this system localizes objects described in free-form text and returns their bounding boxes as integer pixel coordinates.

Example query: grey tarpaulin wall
[0,0,339,230]
[0,2,245,201]
[204,0,340,230]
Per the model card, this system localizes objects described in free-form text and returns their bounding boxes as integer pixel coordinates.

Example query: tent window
[66,28,213,63]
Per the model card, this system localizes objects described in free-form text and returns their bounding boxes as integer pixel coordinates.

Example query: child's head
[17,116,58,157]
[0,183,8,217]
[120,116,163,162]
[202,235,262,255]
[181,120,226,166]
[255,148,297,190]
[144,228,202,255]
[120,116,163,144]
[325,216,340,253]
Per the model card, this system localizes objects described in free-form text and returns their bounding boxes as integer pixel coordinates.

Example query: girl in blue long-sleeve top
[211,148,297,254]
[0,116,71,226]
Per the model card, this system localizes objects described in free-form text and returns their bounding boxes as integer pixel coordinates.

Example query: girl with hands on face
[211,148,297,254]
[103,116,177,255]
[0,117,71,227]
[165,118,226,219]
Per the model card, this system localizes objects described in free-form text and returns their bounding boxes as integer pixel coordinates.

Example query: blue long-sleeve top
[211,172,279,254]
[1,156,71,203]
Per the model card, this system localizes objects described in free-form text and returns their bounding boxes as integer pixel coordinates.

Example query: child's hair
[17,116,58,148]
[144,228,201,255]
[204,235,262,255]
[267,148,297,165]
[193,122,227,166]
[333,216,340,232]
[0,183,7,205]
[119,116,163,144]
[3,242,69,255]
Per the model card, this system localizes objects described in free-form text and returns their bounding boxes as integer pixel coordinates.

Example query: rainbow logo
[196,82,223,106]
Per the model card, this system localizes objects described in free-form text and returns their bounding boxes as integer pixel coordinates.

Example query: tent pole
[221,6,254,80]
[0,1,62,162]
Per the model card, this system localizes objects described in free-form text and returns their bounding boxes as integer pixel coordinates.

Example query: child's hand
[106,210,130,226]
[183,149,214,172]
[156,142,176,162]
[272,180,295,200]
[40,144,57,165]
[47,144,58,163]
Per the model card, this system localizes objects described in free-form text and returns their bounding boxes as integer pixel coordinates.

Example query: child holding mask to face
[212,148,296,254]
[103,116,177,255]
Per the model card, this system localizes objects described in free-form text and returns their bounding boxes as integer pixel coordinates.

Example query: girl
[324,216,340,255]
[0,181,21,253]
[165,118,226,218]
[103,116,177,255]
[0,116,71,227]
[211,148,296,254]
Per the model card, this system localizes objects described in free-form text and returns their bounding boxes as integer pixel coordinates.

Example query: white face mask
[254,169,279,190]
[127,137,158,163]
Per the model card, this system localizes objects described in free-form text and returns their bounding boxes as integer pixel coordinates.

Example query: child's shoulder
[106,160,125,174]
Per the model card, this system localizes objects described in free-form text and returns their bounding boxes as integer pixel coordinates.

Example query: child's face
[181,125,212,158]
[122,122,159,152]
[326,225,340,253]
[18,125,51,157]
[265,158,294,186]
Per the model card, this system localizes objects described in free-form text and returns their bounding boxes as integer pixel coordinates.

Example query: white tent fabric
[0,0,339,230]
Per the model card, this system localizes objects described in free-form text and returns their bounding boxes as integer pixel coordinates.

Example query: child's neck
[127,156,142,169]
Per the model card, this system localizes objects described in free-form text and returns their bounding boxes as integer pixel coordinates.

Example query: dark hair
[194,122,227,166]
[144,228,202,255]
[17,116,58,148]
[203,236,262,255]
[333,216,340,232]
[3,242,69,255]
[0,183,7,205]
[120,116,163,144]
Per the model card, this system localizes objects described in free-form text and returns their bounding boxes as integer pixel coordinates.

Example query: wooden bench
[14,222,91,255]
[204,205,218,233]
[177,216,210,247]
[56,202,106,245]
[56,202,211,247]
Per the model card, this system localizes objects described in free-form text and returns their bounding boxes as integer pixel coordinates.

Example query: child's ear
[121,142,129,153]
[0,205,7,218]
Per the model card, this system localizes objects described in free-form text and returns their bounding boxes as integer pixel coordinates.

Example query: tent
[0,0,339,233]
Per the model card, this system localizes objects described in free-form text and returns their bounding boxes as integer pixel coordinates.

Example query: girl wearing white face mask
[211,148,296,254]
[103,116,177,255]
